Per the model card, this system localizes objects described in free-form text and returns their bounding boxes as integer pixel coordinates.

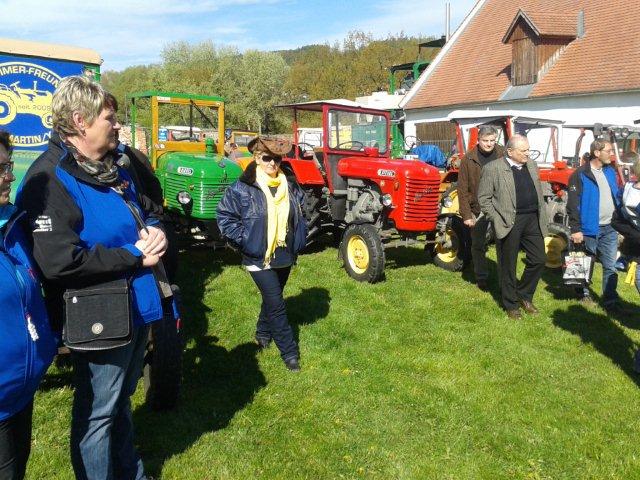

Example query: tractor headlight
[381,194,393,207]
[442,195,453,208]
[177,191,192,205]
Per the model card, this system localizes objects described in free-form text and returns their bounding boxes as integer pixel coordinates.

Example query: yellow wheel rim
[435,227,458,263]
[347,235,369,274]
[545,234,567,268]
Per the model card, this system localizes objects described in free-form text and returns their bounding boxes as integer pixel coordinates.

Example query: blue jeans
[249,266,299,362]
[581,224,619,305]
[70,325,150,480]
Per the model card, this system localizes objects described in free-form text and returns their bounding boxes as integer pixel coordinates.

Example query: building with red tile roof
[400,0,640,141]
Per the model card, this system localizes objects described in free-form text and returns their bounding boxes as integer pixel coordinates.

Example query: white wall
[404,91,640,141]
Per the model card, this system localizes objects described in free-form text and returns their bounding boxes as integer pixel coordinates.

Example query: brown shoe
[506,308,522,320]
[519,300,539,315]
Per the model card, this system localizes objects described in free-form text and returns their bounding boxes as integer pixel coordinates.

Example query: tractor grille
[164,175,230,217]
[403,177,440,222]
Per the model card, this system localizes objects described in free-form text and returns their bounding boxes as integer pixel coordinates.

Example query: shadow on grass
[286,287,331,344]
[134,247,267,477]
[552,304,640,386]
[541,267,582,301]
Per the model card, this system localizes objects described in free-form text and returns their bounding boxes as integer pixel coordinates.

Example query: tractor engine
[345,179,383,224]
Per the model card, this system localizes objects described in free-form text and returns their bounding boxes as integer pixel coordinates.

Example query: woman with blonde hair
[217,137,308,371]
[18,76,166,480]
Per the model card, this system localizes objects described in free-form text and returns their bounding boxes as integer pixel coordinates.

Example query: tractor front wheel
[427,215,468,272]
[341,223,385,283]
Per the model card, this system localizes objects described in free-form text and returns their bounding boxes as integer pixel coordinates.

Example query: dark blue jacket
[567,163,619,236]
[216,163,308,264]
[17,134,163,329]
[0,210,56,421]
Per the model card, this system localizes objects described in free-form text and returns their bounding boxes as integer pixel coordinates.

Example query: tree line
[102,31,439,134]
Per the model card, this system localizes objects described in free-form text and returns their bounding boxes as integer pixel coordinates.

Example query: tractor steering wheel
[336,140,364,151]
[529,149,541,161]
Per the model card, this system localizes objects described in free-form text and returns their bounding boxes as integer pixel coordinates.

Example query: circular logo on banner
[0,61,61,148]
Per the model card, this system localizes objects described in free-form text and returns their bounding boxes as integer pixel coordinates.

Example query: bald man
[477,134,549,319]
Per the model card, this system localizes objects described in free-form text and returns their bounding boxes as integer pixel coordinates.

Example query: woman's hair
[0,129,12,158]
[52,76,109,137]
[624,151,640,177]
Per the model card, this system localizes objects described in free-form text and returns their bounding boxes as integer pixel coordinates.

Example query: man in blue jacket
[567,139,620,310]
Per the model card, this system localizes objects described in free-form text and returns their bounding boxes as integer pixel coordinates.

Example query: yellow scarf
[625,261,637,285]
[255,166,290,266]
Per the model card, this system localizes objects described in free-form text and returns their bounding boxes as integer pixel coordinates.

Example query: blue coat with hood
[216,162,308,265]
[16,133,163,331]
[0,209,56,421]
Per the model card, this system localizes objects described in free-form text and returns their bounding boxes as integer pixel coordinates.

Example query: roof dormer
[502,9,578,86]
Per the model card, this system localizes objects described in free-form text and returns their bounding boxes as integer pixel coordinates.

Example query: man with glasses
[478,134,548,319]
[567,139,620,310]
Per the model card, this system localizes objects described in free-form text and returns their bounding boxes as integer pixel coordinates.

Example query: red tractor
[278,100,441,283]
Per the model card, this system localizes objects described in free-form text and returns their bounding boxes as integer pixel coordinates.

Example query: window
[328,109,388,153]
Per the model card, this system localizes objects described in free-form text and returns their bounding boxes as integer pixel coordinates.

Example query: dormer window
[502,10,578,86]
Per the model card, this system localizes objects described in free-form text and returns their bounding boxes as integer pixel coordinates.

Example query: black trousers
[0,401,33,480]
[249,266,299,361]
[495,212,546,311]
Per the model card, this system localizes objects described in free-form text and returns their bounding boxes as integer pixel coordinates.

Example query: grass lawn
[29,242,640,479]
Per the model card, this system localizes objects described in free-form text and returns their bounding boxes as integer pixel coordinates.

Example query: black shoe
[255,336,271,349]
[476,279,489,291]
[284,357,300,372]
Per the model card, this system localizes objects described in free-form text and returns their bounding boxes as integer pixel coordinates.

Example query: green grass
[29,243,640,479]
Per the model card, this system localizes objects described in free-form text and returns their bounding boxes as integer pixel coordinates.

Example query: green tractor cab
[127,91,242,239]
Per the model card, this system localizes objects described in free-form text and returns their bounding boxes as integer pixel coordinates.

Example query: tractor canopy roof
[127,90,225,103]
[447,109,564,127]
[276,98,373,112]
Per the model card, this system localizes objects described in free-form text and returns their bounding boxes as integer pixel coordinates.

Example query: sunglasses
[260,155,282,164]
[0,161,14,178]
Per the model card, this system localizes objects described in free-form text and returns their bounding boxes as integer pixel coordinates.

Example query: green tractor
[127,91,242,240]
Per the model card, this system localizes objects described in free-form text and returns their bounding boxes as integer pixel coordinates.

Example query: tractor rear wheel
[427,215,468,272]
[143,286,183,410]
[341,223,385,283]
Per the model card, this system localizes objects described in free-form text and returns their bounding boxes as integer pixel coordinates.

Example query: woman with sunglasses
[0,130,56,479]
[217,136,308,371]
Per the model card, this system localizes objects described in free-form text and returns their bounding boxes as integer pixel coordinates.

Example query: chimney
[577,10,585,38]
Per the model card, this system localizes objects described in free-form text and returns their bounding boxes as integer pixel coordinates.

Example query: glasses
[261,155,282,164]
[0,161,13,178]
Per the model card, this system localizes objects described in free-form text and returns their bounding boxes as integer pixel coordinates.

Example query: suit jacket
[477,157,549,240]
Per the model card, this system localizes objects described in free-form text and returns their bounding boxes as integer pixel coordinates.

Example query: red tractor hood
[336,156,440,181]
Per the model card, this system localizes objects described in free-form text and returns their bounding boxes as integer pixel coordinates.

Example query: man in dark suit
[478,134,548,319]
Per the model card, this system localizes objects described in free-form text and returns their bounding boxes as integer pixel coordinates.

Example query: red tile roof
[405,0,640,110]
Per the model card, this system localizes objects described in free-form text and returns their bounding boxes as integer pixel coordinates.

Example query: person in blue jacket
[17,77,167,480]
[217,136,308,371]
[567,139,620,310]
[0,130,56,480]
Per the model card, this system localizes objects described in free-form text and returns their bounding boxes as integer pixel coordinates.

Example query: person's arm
[457,156,473,224]
[477,164,497,222]
[566,170,583,242]
[20,170,144,287]
[216,185,245,249]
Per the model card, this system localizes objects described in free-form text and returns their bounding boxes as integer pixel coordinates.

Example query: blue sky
[0,0,478,71]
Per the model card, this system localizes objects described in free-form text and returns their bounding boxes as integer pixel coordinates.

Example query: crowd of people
[0,74,638,479]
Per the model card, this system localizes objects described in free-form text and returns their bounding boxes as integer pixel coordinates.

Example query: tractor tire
[0,93,16,126]
[427,215,468,272]
[302,187,323,242]
[143,287,183,411]
[341,223,385,283]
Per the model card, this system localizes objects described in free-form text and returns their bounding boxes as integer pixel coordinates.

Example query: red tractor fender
[281,158,325,186]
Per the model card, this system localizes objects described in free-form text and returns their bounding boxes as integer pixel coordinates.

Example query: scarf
[66,142,120,186]
[255,166,290,266]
